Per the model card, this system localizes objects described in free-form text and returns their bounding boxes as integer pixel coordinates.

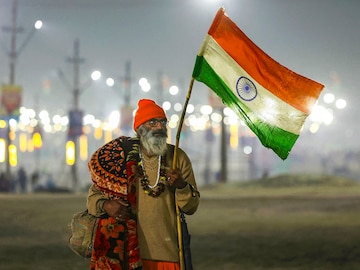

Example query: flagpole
[172,77,194,169]
[172,77,195,270]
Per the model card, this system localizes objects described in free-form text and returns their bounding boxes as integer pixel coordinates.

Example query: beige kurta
[87,144,200,262]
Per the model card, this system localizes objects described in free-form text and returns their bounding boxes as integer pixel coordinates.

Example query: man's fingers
[117,200,129,207]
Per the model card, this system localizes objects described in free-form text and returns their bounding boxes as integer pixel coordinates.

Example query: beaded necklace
[138,149,167,197]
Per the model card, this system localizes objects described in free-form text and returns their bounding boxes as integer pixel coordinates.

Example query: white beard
[138,126,168,156]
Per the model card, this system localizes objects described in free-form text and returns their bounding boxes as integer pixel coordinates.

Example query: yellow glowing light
[0,139,5,162]
[9,144,17,167]
[79,135,88,161]
[9,130,16,141]
[0,120,7,128]
[230,124,238,149]
[66,141,75,166]
[19,133,27,152]
[27,138,34,152]
[94,126,103,140]
[33,132,42,149]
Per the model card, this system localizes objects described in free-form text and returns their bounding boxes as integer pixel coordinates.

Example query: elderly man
[87,99,200,270]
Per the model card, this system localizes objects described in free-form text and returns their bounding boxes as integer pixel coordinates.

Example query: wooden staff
[172,77,195,270]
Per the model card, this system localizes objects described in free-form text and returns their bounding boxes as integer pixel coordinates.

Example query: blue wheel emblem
[236,76,257,101]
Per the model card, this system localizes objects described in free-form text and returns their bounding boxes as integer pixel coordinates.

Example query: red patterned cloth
[88,136,142,270]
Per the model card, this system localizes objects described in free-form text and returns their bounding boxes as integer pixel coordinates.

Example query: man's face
[138,118,168,156]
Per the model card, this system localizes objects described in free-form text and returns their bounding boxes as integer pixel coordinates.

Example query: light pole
[1,0,42,182]
[100,61,135,135]
[60,39,86,190]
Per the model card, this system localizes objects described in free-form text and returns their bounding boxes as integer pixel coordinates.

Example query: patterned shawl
[88,136,142,270]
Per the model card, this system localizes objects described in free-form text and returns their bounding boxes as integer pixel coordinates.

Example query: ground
[1,174,360,270]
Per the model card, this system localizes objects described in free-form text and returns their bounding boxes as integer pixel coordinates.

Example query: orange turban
[133,99,167,130]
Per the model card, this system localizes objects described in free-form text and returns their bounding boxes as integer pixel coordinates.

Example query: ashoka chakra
[236,76,257,101]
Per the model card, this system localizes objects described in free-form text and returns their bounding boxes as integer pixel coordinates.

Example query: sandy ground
[1,181,360,270]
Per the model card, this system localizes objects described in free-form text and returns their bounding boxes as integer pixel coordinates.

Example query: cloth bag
[68,210,99,258]
[181,211,193,270]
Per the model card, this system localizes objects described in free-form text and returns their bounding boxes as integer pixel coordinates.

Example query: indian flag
[192,7,324,160]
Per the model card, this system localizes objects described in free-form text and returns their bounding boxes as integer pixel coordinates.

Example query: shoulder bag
[68,209,99,258]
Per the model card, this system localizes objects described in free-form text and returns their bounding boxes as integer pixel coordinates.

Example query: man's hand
[167,168,187,189]
[103,200,129,222]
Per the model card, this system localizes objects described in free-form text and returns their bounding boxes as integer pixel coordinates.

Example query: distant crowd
[0,167,56,193]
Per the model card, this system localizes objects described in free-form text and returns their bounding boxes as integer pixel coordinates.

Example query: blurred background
[0,0,359,193]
